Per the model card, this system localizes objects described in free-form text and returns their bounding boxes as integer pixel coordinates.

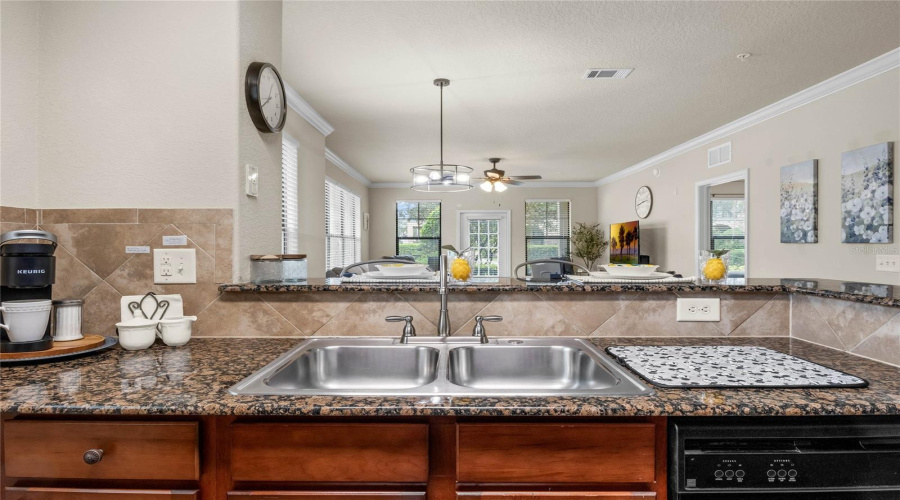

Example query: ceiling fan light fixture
[493,181,508,193]
[411,78,473,192]
[480,180,493,192]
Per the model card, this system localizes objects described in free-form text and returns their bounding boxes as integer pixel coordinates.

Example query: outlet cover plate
[153,248,197,284]
[676,298,721,322]
[876,254,900,273]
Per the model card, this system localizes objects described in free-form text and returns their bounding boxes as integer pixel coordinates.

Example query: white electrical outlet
[876,254,900,273]
[676,298,721,322]
[153,249,197,284]
[245,164,259,197]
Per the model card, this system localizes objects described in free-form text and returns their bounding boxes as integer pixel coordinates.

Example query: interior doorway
[695,170,749,278]
[458,210,511,278]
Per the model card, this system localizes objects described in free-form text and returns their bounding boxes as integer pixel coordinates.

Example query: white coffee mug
[116,318,158,351]
[0,300,52,342]
[158,316,196,347]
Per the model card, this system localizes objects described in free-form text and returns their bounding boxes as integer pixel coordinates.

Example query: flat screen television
[609,220,640,265]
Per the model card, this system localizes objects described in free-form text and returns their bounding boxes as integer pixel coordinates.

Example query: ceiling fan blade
[501,179,524,186]
[507,175,543,180]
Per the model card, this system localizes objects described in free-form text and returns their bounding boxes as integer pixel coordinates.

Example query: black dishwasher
[669,417,900,499]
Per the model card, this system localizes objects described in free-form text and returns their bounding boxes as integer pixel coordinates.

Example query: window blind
[524,200,571,261]
[710,198,746,273]
[281,135,299,254]
[325,179,362,271]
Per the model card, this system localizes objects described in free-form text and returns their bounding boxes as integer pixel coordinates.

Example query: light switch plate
[245,164,259,197]
[676,298,721,322]
[876,254,900,273]
[153,249,197,284]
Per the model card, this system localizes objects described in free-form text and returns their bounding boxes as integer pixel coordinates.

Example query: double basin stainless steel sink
[229,337,652,397]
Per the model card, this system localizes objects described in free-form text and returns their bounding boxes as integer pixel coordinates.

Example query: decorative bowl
[600,264,660,277]
[374,264,427,276]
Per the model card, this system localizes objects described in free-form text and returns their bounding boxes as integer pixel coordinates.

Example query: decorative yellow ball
[703,258,727,281]
[450,257,471,281]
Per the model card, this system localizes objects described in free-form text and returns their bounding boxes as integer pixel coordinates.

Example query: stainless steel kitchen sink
[229,337,651,397]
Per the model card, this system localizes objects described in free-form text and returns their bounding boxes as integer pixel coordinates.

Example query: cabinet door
[5,487,199,500]
[231,423,428,482]
[227,492,426,500]
[457,423,656,483]
[3,421,199,480]
[458,493,655,500]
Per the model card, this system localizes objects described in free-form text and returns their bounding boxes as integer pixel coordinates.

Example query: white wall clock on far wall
[245,62,286,133]
[635,186,652,219]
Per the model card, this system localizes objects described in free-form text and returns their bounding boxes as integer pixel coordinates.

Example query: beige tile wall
[0,207,232,336]
[3,205,897,366]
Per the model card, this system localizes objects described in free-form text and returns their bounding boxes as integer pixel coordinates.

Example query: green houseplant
[571,222,609,272]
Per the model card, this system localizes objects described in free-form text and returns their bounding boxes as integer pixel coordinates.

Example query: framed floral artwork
[841,142,893,243]
[780,160,817,243]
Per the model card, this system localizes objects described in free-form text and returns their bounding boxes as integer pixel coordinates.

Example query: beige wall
[369,187,599,274]
[598,69,900,284]
[236,0,283,281]
[0,1,40,208]
[326,163,371,263]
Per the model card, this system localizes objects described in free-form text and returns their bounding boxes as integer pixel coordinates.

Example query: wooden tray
[1,335,108,361]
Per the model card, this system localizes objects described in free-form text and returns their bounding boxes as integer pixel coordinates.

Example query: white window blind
[710,198,746,273]
[524,200,570,261]
[281,135,299,254]
[325,179,361,271]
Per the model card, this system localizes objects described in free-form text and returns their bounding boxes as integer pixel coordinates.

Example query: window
[281,135,299,253]
[710,197,746,274]
[325,180,361,271]
[525,200,570,261]
[396,201,441,265]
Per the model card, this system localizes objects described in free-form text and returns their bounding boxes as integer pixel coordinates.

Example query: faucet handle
[473,315,502,343]
[386,316,416,343]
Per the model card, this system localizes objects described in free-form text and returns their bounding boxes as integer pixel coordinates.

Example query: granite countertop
[2,337,898,417]
[220,278,899,308]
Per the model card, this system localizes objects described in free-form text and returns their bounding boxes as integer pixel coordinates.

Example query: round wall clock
[635,186,653,218]
[245,62,286,133]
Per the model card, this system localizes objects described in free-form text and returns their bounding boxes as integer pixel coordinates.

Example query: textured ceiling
[282,1,900,183]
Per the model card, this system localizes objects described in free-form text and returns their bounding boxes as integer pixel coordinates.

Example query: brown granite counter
[2,337,898,416]
[219,278,900,308]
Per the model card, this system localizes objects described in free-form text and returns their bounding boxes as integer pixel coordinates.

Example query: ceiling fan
[475,158,543,192]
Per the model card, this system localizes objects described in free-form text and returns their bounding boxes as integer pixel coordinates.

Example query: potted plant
[571,223,609,273]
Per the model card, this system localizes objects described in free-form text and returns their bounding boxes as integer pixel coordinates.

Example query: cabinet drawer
[458,493,655,500]
[228,492,426,500]
[457,423,656,483]
[3,420,199,480]
[231,423,428,482]
[5,488,199,500]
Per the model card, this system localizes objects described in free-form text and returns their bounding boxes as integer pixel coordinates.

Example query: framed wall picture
[841,142,893,243]
[780,160,818,243]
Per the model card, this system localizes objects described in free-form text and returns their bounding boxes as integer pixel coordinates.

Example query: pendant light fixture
[410,78,473,192]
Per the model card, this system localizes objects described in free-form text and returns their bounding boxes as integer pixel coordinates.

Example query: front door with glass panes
[458,211,510,278]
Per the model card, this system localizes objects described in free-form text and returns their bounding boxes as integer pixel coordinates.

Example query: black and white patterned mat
[606,346,868,388]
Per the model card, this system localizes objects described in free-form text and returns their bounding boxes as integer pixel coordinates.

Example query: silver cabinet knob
[83,449,104,465]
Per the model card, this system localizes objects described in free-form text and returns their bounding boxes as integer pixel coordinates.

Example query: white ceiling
[282,1,900,183]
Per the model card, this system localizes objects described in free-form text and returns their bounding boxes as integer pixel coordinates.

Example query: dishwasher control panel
[686,454,806,488]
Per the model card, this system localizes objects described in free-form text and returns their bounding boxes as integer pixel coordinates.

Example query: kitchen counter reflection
[219,277,899,308]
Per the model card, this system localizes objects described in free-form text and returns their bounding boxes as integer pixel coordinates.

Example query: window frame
[524,199,572,262]
[395,200,442,265]
[709,196,746,273]
[325,178,362,271]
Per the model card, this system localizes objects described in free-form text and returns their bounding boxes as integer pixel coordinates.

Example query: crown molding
[596,47,900,186]
[369,181,597,189]
[325,148,371,187]
[284,83,335,137]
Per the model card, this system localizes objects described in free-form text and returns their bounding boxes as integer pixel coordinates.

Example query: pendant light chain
[439,82,444,167]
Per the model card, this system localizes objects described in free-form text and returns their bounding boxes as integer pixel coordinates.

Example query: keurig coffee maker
[0,230,57,353]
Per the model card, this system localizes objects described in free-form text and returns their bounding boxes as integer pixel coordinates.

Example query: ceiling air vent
[583,68,633,79]
[708,142,732,168]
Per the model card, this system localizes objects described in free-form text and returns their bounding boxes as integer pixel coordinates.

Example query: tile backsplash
[2,205,897,367]
[0,207,232,336]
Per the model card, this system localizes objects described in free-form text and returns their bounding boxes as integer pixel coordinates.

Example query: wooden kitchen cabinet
[4,487,199,500]
[226,492,426,499]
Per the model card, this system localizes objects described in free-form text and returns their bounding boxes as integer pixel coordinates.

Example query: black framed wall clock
[245,62,286,133]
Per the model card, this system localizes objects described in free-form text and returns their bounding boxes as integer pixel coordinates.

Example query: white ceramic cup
[157,316,196,347]
[116,318,158,351]
[0,300,52,342]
